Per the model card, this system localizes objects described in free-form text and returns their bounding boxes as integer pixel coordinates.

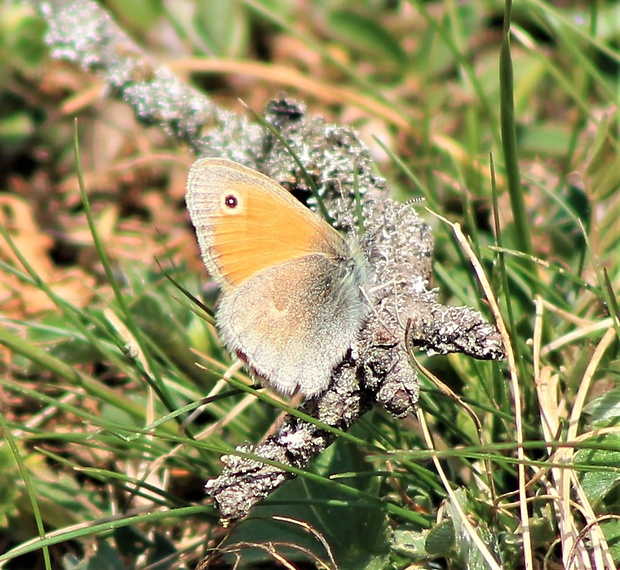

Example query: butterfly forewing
[186,159,347,289]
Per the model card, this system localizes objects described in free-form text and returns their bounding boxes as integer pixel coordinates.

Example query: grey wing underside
[216,254,367,396]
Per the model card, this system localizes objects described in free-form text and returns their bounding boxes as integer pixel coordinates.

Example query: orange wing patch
[208,179,344,287]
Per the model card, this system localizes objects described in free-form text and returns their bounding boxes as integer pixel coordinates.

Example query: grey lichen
[39,0,259,154]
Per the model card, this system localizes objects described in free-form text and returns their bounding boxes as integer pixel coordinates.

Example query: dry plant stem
[444,218,534,569]
[564,328,616,569]
[36,0,505,521]
[270,515,337,567]
[534,300,615,569]
[171,59,413,133]
[416,407,502,570]
[409,353,497,505]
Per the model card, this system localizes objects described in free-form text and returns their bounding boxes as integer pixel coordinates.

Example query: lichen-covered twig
[36,0,505,522]
[37,0,261,158]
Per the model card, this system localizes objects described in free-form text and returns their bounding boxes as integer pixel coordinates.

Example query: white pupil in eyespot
[224,194,238,208]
